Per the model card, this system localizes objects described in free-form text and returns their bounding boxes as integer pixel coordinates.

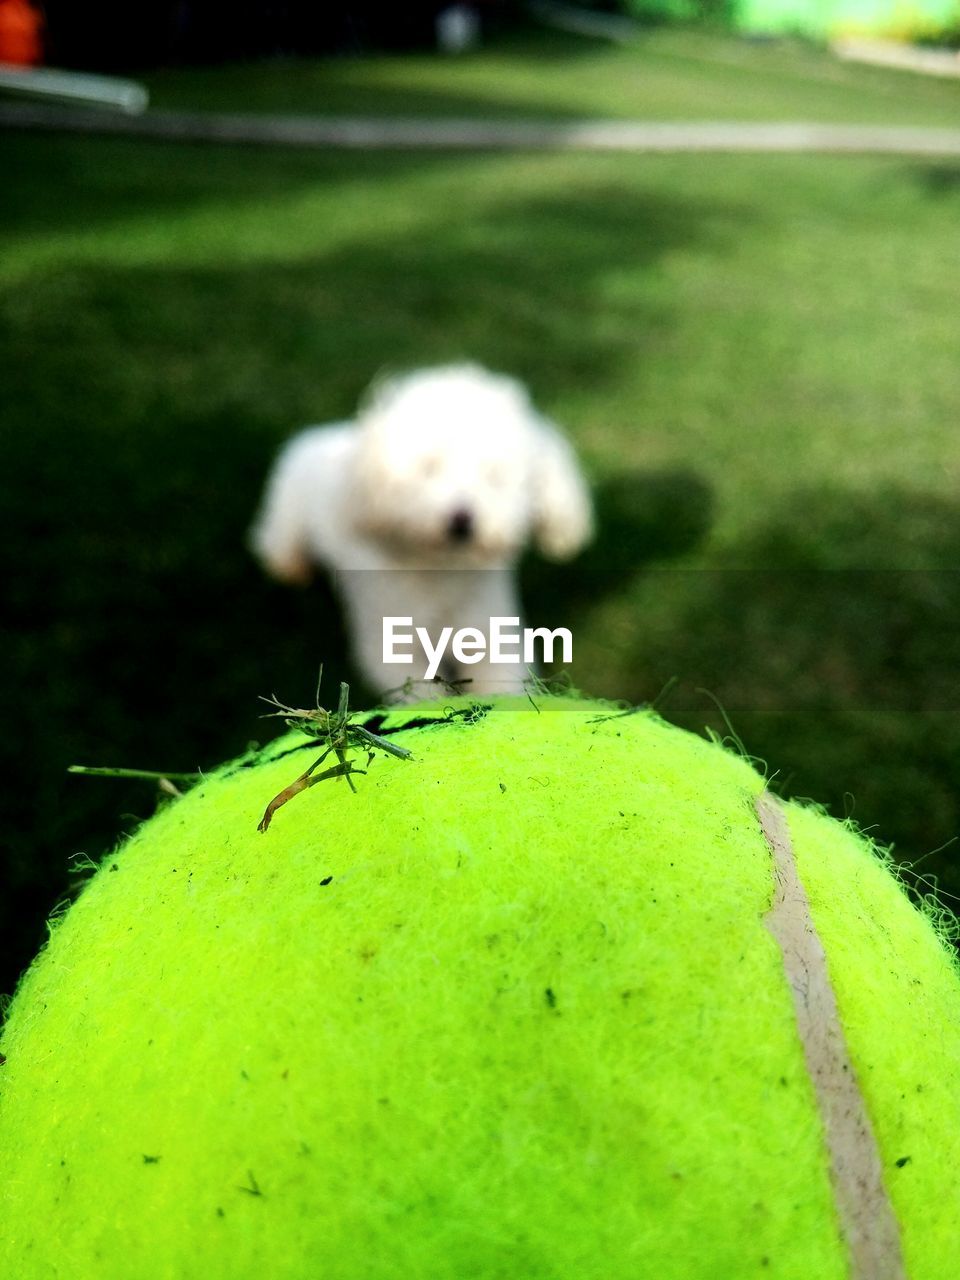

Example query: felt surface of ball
[1,696,959,1279]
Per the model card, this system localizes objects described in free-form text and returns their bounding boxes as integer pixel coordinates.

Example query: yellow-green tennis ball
[2,697,959,1279]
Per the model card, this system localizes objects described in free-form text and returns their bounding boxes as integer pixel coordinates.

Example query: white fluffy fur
[251,364,593,696]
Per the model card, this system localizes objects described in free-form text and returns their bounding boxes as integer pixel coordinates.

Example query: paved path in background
[832,37,960,80]
[3,101,960,156]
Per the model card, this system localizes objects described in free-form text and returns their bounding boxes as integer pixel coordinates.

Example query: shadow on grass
[904,162,960,198]
[0,133,301,240]
[0,156,739,413]
[523,467,715,616]
[589,488,960,912]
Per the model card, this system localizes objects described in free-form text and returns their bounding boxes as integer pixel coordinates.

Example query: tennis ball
[1,697,958,1280]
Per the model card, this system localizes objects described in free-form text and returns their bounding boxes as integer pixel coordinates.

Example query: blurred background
[2,1,959,1000]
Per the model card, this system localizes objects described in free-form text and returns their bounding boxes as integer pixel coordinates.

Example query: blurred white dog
[250,364,593,696]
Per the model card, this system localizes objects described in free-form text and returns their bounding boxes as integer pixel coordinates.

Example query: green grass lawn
[141,26,960,127]
[2,27,959,993]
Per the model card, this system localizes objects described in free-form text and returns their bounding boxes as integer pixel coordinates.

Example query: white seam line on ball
[755,793,906,1280]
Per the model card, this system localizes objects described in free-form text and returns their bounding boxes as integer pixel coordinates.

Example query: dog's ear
[531,419,594,561]
[358,365,403,419]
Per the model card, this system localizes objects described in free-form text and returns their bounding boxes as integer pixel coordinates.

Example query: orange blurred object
[0,0,43,66]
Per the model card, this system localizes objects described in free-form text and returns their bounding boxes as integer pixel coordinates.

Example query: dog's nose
[447,508,474,543]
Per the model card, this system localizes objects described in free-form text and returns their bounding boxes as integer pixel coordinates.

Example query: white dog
[250,364,593,696]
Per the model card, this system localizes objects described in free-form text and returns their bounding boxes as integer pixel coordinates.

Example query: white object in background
[0,63,148,112]
[436,4,481,54]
